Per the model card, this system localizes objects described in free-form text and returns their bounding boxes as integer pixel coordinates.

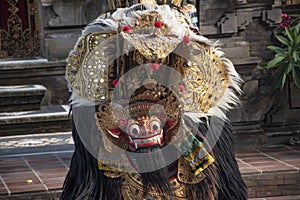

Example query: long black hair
[61,114,247,200]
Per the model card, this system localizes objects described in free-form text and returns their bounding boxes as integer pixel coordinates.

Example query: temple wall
[1,0,299,146]
[32,0,300,130]
[197,0,300,147]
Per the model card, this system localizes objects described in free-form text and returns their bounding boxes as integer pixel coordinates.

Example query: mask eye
[150,120,161,131]
[128,124,140,135]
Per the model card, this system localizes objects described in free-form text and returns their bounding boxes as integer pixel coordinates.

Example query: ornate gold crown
[107,0,183,9]
[67,3,241,120]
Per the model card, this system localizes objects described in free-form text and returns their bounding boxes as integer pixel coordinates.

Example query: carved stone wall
[198,0,300,148]
[0,0,40,59]
[40,0,110,60]
[37,1,300,142]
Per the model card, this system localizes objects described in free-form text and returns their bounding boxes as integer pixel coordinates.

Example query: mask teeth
[129,136,134,143]
[134,141,139,149]
[157,137,161,145]
[130,130,164,150]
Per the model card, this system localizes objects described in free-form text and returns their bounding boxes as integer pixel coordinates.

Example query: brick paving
[0,146,299,199]
[250,196,300,200]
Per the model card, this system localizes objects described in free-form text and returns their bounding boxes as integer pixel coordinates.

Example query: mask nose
[141,126,151,136]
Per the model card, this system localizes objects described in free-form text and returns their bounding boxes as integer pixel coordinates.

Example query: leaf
[295,23,300,34]
[286,62,293,74]
[289,14,300,18]
[285,28,294,43]
[293,50,299,62]
[295,63,300,68]
[288,46,293,55]
[274,74,282,89]
[281,72,287,90]
[274,65,286,89]
[267,45,285,54]
[294,30,300,44]
[266,56,285,68]
[276,35,290,46]
[292,68,300,89]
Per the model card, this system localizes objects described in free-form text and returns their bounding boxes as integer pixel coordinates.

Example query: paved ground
[250,196,300,200]
[0,132,299,199]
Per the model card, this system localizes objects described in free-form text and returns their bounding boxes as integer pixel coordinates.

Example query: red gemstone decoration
[178,85,185,93]
[154,21,162,29]
[183,36,191,44]
[119,119,128,126]
[112,79,119,87]
[123,26,131,33]
[151,63,159,70]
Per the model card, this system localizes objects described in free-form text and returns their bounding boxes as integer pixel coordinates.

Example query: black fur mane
[61,116,247,200]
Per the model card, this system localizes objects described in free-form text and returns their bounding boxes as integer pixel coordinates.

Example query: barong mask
[66,1,241,174]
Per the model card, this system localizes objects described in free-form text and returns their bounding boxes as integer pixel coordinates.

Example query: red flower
[279,13,292,29]
[281,13,288,18]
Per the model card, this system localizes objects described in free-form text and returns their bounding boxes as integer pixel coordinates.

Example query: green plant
[265,13,300,90]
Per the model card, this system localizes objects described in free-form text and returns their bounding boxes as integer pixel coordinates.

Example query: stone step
[0,59,66,78]
[0,85,47,112]
[0,59,69,105]
[232,122,300,149]
[0,105,71,136]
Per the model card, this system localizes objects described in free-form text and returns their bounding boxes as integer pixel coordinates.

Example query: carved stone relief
[262,9,282,27]
[0,0,40,59]
[216,7,282,34]
[230,66,277,122]
[84,0,110,23]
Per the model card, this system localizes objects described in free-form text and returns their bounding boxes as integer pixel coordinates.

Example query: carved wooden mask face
[107,112,178,151]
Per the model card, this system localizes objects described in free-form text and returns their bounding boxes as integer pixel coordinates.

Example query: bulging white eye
[150,120,161,131]
[129,124,140,135]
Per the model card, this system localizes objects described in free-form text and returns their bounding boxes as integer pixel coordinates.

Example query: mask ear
[165,119,178,131]
[108,128,121,138]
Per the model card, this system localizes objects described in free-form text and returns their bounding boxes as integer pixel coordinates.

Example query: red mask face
[103,101,180,152]
[107,113,178,151]
[125,116,164,150]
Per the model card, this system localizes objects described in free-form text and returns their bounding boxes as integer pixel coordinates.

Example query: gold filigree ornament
[106,0,184,9]
[121,156,206,200]
[67,3,241,120]
[122,173,194,200]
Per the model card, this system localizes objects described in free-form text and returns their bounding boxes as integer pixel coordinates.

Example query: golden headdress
[107,0,184,9]
[66,3,241,120]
